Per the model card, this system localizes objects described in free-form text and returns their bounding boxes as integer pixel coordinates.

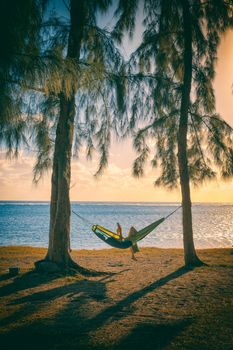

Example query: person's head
[117,222,120,228]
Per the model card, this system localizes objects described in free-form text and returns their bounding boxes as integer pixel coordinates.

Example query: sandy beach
[0,246,232,350]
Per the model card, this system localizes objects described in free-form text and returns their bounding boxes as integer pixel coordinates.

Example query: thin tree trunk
[177,0,202,267]
[46,94,74,265]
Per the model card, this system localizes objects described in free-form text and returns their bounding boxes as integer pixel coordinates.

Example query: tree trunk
[42,0,90,273]
[46,94,74,266]
[177,0,202,267]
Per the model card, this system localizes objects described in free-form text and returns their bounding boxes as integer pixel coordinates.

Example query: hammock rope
[72,205,181,226]
[164,205,182,220]
[72,210,93,225]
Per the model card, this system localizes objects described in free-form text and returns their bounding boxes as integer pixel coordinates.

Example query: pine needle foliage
[0,0,126,180]
[0,0,46,157]
[114,0,233,188]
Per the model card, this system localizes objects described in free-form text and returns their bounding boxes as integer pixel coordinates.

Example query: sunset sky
[0,10,233,203]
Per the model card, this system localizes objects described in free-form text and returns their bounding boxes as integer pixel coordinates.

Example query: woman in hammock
[116,223,139,260]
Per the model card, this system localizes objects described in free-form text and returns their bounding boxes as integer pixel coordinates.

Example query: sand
[0,246,232,350]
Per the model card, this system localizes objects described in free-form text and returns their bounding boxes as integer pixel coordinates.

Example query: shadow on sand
[113,321,191,350]
[0,266,192,350]
[0,273,13,282]
[0,271,60,298]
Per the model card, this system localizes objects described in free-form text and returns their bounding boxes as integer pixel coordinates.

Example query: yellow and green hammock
[92,218,165,249]
[73,206,181,250]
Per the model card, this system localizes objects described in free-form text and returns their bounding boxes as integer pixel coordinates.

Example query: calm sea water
[0,201,232,249]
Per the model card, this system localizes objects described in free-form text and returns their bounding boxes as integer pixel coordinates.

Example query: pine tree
[0,0,125,272]
[114,0,233,266]
[44,0,126,272]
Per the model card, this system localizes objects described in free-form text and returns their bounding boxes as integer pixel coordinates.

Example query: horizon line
[0,200,232,204]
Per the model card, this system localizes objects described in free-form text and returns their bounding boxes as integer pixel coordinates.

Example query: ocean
[0,201,232,249]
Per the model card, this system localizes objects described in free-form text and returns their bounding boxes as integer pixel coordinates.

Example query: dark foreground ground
[0,246,232,350]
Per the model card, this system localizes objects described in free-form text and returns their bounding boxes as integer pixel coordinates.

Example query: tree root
[34,257,108,277]
[67,257,108,276]
[185,256,207,269]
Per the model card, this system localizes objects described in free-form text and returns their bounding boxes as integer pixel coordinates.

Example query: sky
[1,4,233,203]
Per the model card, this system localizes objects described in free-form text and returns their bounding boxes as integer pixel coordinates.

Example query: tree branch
[4,79,45,93]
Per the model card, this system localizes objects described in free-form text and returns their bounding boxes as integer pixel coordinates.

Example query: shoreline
[0,245,232,252]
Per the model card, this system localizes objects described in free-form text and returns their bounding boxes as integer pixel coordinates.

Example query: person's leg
[129,227,138,260]
[131,246,137,260]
